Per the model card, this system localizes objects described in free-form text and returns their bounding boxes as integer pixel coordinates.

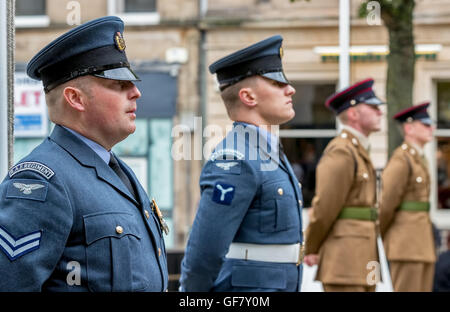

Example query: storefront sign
[14,73,48,137]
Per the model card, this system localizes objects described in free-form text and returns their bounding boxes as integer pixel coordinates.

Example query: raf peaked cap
[27,16,140,93]
[325,78,384,114]
[393,102,432,125]
[209,35,289,91]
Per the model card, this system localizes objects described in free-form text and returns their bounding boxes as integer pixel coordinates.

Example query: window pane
[281,83,336,130]
[125,0,156,12]
[437,82,450,129]
[15,0,46,16]
[149,119,173,210]
[112,119,149,156]
[437,137,450,209]
[281,137,333,207]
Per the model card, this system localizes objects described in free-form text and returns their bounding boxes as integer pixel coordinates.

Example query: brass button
[362,173,369,179]
[144,210,150,219]
[416,176,423,183]
[401,144,408,150]
[298,200,303,206]
[158,248,162,257]
[410,149,416,155]
[350,99,357,105]
[115,226,123,234]
[298,182,302,188]
[341,132,348,139]
[278,188,284,195]
[352,138,358,146]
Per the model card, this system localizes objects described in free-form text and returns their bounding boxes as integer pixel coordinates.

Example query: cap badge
[114,32,126,52]
[279,46,284,58]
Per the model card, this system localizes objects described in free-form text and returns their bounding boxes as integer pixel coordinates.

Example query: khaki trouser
[389,261,435,292]
[322,284,376,292]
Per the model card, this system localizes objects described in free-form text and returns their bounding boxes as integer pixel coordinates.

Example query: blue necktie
[109,153,136,199]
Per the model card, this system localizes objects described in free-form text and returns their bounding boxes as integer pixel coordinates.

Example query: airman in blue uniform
[179,35,304,292]
[0,16,168,291]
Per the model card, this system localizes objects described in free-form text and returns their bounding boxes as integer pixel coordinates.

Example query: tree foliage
[291,0,416,156]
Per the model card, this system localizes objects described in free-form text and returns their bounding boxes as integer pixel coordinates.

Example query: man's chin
[280,111,295,125]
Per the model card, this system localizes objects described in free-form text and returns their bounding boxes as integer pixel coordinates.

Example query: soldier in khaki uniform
[304,78,383,292]
[380,102,436,292]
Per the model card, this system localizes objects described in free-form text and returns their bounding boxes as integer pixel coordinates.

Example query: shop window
[108,0,159,25]
[437,137,450,209]
[15,0,45,16]
[281,137,332,208]
[122,0,156,13]
[280,81,337,208]
[436,82,450,210]
[15,0,49,28]
[282,83,336,130]
[437,82,450,129]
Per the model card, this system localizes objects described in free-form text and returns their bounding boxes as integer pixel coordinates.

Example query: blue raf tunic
[180,122,304,291]
[0,125,168,291]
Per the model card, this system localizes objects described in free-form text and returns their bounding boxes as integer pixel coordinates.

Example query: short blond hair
[219,77,257,117]
[45,76,92,122]
[337,109,349,125]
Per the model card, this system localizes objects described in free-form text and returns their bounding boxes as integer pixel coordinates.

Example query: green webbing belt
[398,201,430,212]
[338,207,378,221]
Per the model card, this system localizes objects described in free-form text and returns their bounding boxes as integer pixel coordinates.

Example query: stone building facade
[12,0,450,255]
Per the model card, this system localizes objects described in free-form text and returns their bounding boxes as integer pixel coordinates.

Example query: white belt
[225,242,305,265]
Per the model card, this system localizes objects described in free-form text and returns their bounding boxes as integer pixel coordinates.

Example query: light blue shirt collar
[62,126,111,164]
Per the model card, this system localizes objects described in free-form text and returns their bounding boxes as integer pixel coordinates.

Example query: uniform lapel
[344,130,373,168]
[49,125,139,206]
[95,160,139,206]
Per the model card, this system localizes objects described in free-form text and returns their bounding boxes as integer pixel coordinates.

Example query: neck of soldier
[57,120,120,151]
[404,134,426,150]
[344,120,371,138]
[233,116,281,134]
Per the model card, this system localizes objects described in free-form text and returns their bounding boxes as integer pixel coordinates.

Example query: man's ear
[347,106,359,122]
[403,122,413,135]
[238,87,257,108]
[62,86,87,112]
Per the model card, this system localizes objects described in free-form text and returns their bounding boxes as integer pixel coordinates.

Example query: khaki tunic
[305,129,378,286]
[380,142,436,263]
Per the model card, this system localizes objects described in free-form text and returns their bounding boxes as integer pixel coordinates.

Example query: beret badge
[115,31,126,52]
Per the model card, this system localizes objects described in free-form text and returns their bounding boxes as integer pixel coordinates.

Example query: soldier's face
[253,76,296,125]
[406,121,434,145]
[84,76,141,146]
[355,103,382,135]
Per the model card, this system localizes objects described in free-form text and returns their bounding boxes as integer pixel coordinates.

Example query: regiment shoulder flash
[209,149,244,161]
[8,162,54,180]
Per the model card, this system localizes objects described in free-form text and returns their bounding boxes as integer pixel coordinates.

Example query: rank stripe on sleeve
[0,226,42,261]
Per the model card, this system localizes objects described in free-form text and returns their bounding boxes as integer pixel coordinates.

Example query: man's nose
[286,84,296,96]
[130,83,141,100]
